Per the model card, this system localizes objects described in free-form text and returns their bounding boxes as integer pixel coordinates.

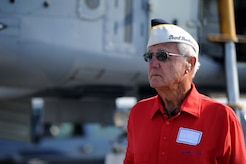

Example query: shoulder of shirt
[138,95,158,103]
[199,94,238,119]
[130,95,158,112]
[200,94,229,108]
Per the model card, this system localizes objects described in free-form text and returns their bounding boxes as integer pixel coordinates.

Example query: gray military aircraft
[0,0,246,163]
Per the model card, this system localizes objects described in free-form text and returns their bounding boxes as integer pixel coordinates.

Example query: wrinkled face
[147,43,188,89]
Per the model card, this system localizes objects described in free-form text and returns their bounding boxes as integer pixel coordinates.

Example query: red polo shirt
[124,83,246,164]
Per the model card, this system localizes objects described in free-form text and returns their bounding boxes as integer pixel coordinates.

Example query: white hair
[177,43,200,78]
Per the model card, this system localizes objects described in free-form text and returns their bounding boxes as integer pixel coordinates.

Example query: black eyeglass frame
[143,49,186,62]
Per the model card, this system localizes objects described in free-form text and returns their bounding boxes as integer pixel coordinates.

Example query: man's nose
[149,55,160,67]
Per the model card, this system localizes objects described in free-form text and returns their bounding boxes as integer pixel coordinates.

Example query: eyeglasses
[143,49,185,62]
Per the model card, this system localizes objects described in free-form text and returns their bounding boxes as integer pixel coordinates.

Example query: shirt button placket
[159,120,171,163]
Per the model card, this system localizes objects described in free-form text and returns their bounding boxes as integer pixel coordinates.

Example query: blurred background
[0,0,246,163]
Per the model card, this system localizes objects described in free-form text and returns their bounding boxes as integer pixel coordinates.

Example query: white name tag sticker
[176,127,202,146]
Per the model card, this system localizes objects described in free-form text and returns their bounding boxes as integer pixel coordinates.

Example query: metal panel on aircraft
[0,99,38,143]
[104,0,148,55]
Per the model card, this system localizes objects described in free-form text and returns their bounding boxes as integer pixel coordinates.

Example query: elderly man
[123,19,246,164]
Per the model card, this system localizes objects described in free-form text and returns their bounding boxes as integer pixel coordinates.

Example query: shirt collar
[150,95,165,119]
[180,83,201,117]
[150,83,201,119]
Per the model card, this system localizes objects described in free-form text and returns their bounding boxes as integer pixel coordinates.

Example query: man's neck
[157,82,192,112]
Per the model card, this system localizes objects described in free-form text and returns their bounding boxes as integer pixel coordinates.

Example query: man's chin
[150,83,161,89]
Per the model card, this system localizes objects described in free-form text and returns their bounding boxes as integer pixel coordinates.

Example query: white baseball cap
[147,19,199,55]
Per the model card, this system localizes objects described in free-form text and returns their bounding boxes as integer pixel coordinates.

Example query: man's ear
[187,56,196,71]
